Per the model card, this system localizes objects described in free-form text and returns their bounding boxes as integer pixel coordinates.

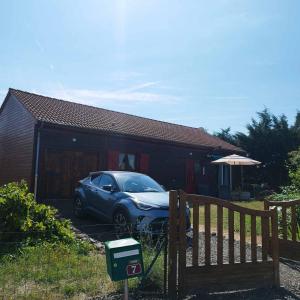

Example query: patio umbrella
[211,154,261,190]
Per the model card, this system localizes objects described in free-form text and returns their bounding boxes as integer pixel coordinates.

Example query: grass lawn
[0,242,164,300]
[191,200,265,236]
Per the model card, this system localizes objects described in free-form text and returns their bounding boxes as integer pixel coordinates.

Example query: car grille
[149,218,168,233]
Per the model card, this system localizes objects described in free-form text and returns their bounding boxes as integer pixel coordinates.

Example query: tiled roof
[9,88,241,152]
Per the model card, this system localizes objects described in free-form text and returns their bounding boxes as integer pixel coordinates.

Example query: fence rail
[169,190,280,299]
[264,198,300,261]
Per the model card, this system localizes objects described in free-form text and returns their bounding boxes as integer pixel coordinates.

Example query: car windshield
[115,173,165,193]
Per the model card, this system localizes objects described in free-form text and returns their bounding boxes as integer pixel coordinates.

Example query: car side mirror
[102,184,116,192]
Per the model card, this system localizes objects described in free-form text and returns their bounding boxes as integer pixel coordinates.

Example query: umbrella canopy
[211,154,261,166]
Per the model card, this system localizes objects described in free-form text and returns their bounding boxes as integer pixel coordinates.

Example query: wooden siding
[0,95,36,186]
[37,126,228,198]
[39,149,99,199]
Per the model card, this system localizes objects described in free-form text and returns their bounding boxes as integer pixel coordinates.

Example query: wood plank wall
[0,95,36,186]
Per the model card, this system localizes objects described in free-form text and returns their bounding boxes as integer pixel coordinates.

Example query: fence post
[178,190,187,298]
[271,208,280,287]
[168,190,178,298]
[264,200,269,211]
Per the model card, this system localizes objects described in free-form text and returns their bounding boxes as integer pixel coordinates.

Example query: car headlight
[136,202,153,210]
[133,200,160,211]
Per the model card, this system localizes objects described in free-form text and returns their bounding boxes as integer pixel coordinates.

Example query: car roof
[89,170,144,176]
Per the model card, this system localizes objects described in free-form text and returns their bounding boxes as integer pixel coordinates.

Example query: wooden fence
[264,199,300,261]
[168,190,280,298]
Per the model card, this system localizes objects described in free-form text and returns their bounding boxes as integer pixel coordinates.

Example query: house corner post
[34,129,41,200]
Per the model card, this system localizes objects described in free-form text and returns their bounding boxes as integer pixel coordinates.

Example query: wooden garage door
[42,149,98,199]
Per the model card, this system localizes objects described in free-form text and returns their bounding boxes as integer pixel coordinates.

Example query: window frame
[98,174,119,191]
[118,152,136,171]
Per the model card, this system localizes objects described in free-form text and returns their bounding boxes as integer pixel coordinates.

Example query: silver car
[74,171,191,236]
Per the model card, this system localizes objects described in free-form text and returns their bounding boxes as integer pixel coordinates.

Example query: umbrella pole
[230,165,232,192]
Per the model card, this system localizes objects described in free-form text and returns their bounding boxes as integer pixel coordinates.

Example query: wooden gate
[265,199,300,261]
[168,191,280,298]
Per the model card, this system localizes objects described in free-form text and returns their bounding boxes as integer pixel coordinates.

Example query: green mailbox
[105,238,144,281]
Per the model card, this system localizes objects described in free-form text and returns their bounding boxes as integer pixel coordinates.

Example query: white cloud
[119,81,160,93]
[35,39,45,53]
[209,96,249,101]
[40,82,180,107]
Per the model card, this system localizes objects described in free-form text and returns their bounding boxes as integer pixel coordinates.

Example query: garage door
[41,149,99,199]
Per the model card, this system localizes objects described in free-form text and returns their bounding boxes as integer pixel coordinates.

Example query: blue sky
[0,0,299,133]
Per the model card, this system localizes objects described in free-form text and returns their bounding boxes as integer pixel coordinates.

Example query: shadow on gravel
[43,199,115,243]
[280,257,300,272]
[186,287,300,300]
[92,288,300,300]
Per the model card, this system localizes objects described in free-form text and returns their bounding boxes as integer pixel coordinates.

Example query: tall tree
[214,127,237,145]
[215,109,300,189]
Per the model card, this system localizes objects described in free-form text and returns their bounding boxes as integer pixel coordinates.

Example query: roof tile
[9,88,241,152]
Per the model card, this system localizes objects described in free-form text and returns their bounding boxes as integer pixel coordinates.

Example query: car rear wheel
[73,197,85,218]
[113,209,132,238]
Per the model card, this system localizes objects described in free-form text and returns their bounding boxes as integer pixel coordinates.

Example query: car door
[94,174,118,216]
[84,174,102,210]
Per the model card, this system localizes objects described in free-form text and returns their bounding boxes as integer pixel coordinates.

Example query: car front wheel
[73,197,85,218]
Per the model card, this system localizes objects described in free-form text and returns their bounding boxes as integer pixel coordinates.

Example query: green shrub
[288,147,300,189]
[0,181,74,244]
[268,185,300,240]
[269,185,300,201]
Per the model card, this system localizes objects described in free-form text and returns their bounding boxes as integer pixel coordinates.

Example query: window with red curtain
[140,153,150,174]
[186,159,196,193]
[107,150,119,170]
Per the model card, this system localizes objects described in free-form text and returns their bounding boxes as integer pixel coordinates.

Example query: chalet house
[0,89,242,199]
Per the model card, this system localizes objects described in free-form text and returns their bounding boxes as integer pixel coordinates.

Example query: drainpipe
[34,127,41,199]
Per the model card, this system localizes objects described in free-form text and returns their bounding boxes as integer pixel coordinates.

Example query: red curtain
[186,159,195,193]
[107,150,119,170]
[140,153,150,174]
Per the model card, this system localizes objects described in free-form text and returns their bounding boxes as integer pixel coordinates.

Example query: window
[119,153,136,171]
[91,175,101,186]
[114,173,164,193]
[195,161,206,176]
[99,174,116,189]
